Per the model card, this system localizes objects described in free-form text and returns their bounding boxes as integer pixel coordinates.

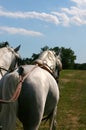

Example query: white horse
[0,50,62,130]
[0,43,21,79]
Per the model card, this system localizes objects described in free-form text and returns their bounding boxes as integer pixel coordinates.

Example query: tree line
[0,42,86,70]
[19,45,86,70]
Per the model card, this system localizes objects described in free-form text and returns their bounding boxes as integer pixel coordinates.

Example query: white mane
[35,50,56,73]
[35,50,62,74]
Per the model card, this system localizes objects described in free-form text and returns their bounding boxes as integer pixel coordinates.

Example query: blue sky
[0,0,86,63]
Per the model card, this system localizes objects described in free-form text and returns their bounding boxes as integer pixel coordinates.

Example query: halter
[0,67,8,77]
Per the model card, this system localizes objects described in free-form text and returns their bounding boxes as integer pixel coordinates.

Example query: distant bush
[74,63,86,70]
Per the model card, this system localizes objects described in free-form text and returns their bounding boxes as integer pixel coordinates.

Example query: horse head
[35,50,62,81]
[8,45,21,70]
[54,54,62,82]
[0,44,21,79]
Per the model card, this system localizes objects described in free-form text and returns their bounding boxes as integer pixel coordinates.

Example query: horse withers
[0,50,62,130]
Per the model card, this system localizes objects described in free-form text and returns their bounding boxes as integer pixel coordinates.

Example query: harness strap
[34,61,53,74]
[0,80,22,103]
[0,65,38,103]
[0,67,8,77]
[0,67,8,72]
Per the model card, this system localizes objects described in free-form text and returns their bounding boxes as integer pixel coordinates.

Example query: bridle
[0,67,8,77]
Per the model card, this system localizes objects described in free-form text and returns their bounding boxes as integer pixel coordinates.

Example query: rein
[0,67,8,72]
[0,65,38,103]
[0,66,17,77]
[0,67,8,77]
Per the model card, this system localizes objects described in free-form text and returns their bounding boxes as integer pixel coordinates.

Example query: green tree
[10,44,76,69]
[61,47,76,69]
[25,46,76,69]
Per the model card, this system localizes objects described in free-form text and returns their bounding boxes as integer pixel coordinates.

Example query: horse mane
[34,50,56,74]
[0,42,9,48]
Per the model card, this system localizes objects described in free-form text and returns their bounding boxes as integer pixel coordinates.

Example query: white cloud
[0,26,43,36]
[0,7,59,25]
[71,16,84,25]
[54,0,86,26]
[71,0,86,8]
[62,6,86,16]
[52,12,70,26]
[0,0,86,27]
[61,4,86,26]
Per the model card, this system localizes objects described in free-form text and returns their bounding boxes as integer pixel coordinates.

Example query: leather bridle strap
[0,67,8,72]
[0,67,8,76]
[0,65,38,103]
[0,79,22,103]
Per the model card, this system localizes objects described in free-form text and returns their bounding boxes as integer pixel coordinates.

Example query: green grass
[16,70,86,130]
[56,70,86,130]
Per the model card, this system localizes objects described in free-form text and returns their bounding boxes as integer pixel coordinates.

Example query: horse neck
[0,51,16,79]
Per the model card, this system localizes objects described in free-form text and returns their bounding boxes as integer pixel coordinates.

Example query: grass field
[16,70,86,130]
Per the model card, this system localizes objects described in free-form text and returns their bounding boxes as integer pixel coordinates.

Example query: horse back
[18,65,59,125]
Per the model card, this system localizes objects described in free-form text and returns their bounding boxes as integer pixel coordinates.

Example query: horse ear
[14,45,21,52]
[56,48,62,70]
[56,56,62,71]
[58,48,62,58]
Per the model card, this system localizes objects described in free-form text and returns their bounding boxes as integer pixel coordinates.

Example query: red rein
[0,65,38,103]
